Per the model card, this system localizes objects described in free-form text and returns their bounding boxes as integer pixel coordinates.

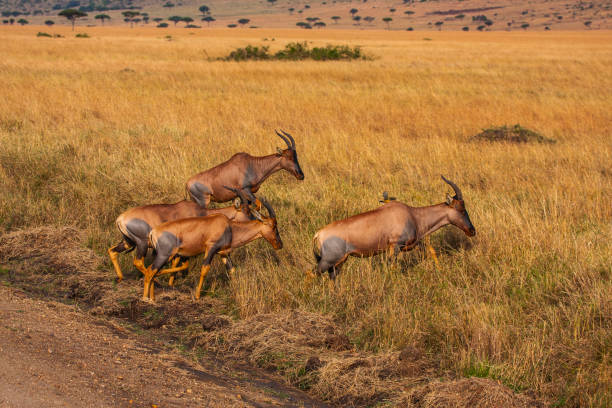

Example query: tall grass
[0,27,610,407]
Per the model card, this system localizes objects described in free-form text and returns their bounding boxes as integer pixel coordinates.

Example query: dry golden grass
[0,26,611,407]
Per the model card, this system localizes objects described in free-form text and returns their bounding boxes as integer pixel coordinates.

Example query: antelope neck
[252,154,283,182]
[229,220,263,248]
[413,203,451,240]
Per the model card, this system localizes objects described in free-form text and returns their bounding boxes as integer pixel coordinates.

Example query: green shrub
[75,32,90,38]
[222,41,367,62]
[37,31,52,37]
[226,45,271,61]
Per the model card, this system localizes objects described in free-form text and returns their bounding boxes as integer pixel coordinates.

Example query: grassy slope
[0,26,610,406]
[5,0,612,30]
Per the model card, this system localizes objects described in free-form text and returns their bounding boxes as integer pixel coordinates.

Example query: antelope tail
[148,229,159,250]
[116,215,130,240]
[312,232,322,263]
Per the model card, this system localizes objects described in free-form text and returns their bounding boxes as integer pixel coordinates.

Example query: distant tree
[314,21,325,28]
[389,8,396,14]
[462,26,469,31]
[202,16,215,26]
[9,18,14,25]
[349,8,358,16]
[352,15,361,25]
[168,15,183,26]
[305,17,319,22]
[484,19,493,27]
[363,16,374,24]
[304,4,310,8]
[331,15,340,24]
[406,27,413,31]
[58,9,87,31]
[122,11,140,28]
[237,18,250,27]
[455,14,465,19]
[163,2,175,7]
[95,14,110,25]
[45,19,55,26]
[182,16,194,25]
[382,16,392,29]
[199,5,210,16]
[153,17,164,23]
[404,10,414,15]
[157,22,168,27]
[227,23,237,28]
[584,21,592,28]
[17,18,28,25]
[267,0,277,4]
[434,21,443,30]
[545,26,550,30]
[477,25,485,31]
[142,14,149,24]
[1,11,10,17]
[288,7,294,14]
[521,23,529,30]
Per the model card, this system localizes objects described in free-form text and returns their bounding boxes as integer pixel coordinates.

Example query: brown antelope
[108,189,252,283]
[143,198,282,301]
[312,176,476,279]
[185,130,304,208]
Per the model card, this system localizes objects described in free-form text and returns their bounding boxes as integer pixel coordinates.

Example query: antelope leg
[195,264,211,300]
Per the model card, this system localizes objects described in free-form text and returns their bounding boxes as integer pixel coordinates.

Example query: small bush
[471,124,555,144]
[222,41,368,62]
[37,31,52,37]
[185,24,201,28]
[157,22,168,28]
[225,45,270,61]
[75,32,90,38]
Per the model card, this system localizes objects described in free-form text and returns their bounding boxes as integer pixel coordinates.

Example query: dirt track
[0,286,327,408]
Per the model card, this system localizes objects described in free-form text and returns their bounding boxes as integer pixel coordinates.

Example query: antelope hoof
[141,297,155,304]
[116,277,123,283]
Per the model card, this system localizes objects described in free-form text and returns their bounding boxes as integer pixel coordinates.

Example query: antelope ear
[233,198,241,209]
[446,193,453,205]
[276,147,283,155]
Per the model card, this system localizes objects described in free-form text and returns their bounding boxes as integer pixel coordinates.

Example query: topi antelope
[108,190,252,283]
[312,176,476,280]
[143,197,282,301]
[185,130,304,208]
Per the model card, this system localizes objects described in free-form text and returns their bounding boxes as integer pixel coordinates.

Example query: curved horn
[275,129,292,150]
[258,196,276,219]
[440,175,463,200]
[223,185,250,204]
[280,130,296,150]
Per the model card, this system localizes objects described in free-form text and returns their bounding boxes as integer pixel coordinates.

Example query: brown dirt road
[0,286,328,408]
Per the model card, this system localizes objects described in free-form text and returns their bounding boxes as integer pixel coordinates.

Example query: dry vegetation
[0,26,611,407]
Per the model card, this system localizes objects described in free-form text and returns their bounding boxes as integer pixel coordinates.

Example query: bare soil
[0,285,327,408]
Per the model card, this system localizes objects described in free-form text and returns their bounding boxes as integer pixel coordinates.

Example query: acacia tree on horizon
[383,16,392,29]
[58,8,87,31]
[202,16,215,27]
[95,14,110,26]
[122,11,140,28]
[237,18,250,27]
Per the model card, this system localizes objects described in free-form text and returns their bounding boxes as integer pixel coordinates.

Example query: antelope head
[251,197,283,249]
[275,129,304,180]
[441,175,476,237]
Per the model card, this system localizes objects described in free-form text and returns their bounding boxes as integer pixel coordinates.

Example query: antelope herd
[109,130,476,301]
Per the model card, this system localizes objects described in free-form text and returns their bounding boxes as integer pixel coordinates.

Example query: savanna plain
[0,26,611,407]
